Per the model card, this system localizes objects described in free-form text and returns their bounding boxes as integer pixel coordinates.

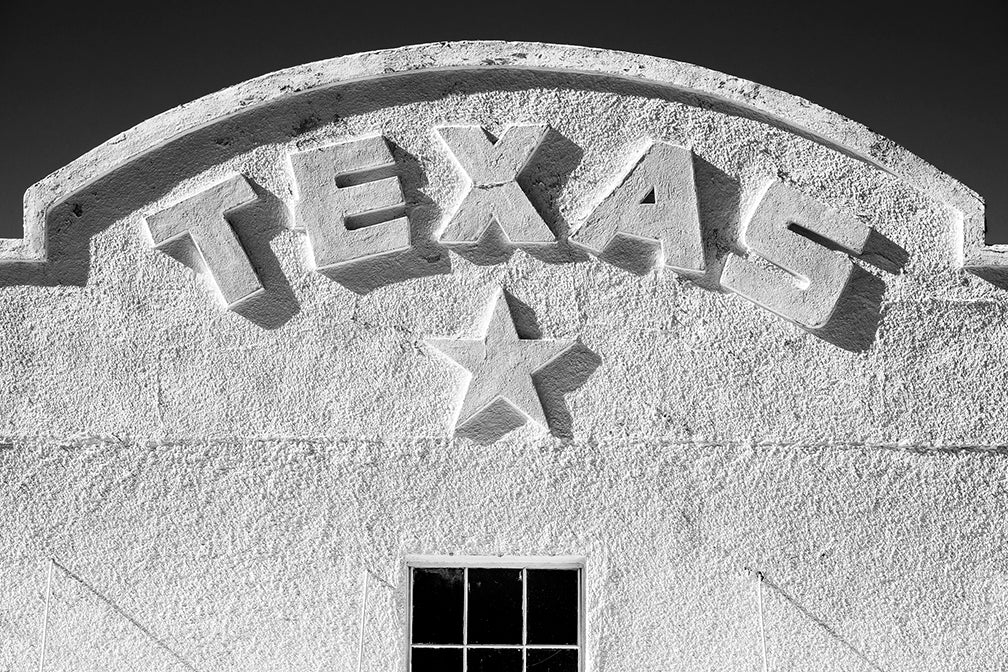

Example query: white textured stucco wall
[1,42,1006,671]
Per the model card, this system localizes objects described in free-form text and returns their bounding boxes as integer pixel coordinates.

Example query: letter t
[145,175,261,307]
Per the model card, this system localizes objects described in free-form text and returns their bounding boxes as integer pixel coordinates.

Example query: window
[408,558,583,672]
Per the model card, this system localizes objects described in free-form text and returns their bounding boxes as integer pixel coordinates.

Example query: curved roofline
[5,40,1000,270]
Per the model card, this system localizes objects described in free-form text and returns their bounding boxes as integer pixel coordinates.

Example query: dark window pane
[467,648,523,672]
[526,569,579,645]
[412,568,464,644]
[411,647,462,672]
[527,649,578,671]
[467,568,523,644]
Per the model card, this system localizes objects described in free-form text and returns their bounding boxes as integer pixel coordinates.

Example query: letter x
[436,124,555,244]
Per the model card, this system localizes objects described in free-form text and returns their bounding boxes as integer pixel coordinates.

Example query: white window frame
[406,555,586,672]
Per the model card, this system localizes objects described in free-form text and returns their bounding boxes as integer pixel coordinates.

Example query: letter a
[572,141,705,276]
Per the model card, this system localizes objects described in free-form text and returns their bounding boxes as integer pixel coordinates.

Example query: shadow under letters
[0,68,907,352]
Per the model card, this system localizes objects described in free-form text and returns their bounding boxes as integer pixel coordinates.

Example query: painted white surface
[426,286,575,434]
[290,135,409,268]
[0,42,1006,672]
[572,140,705,275]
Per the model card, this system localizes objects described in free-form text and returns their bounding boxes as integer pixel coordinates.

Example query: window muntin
[409,561,582,672]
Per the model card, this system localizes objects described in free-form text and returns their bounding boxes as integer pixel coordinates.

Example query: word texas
[146,124,889,332]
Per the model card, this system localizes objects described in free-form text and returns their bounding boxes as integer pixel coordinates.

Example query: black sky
[1,1,1005,241]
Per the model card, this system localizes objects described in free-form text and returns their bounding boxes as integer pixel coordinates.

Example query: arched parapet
[6,40,993,275]
[0,41,1001,442]
[2,41,995,356]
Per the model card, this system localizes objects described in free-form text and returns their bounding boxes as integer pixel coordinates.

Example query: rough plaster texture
[722,179,871,330]
[426,286,575,434]
[289,135,409,269]
[1,41,1006,671]
[436,123,554,244]
[572,141,705,275]
[145,175,262,307]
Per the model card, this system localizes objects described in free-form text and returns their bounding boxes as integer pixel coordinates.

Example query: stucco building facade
[1,42,1006,671]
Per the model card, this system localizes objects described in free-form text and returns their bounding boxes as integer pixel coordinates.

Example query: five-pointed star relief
[426,288,575,431]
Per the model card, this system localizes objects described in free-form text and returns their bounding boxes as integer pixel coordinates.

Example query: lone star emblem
[426,287,576,433]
